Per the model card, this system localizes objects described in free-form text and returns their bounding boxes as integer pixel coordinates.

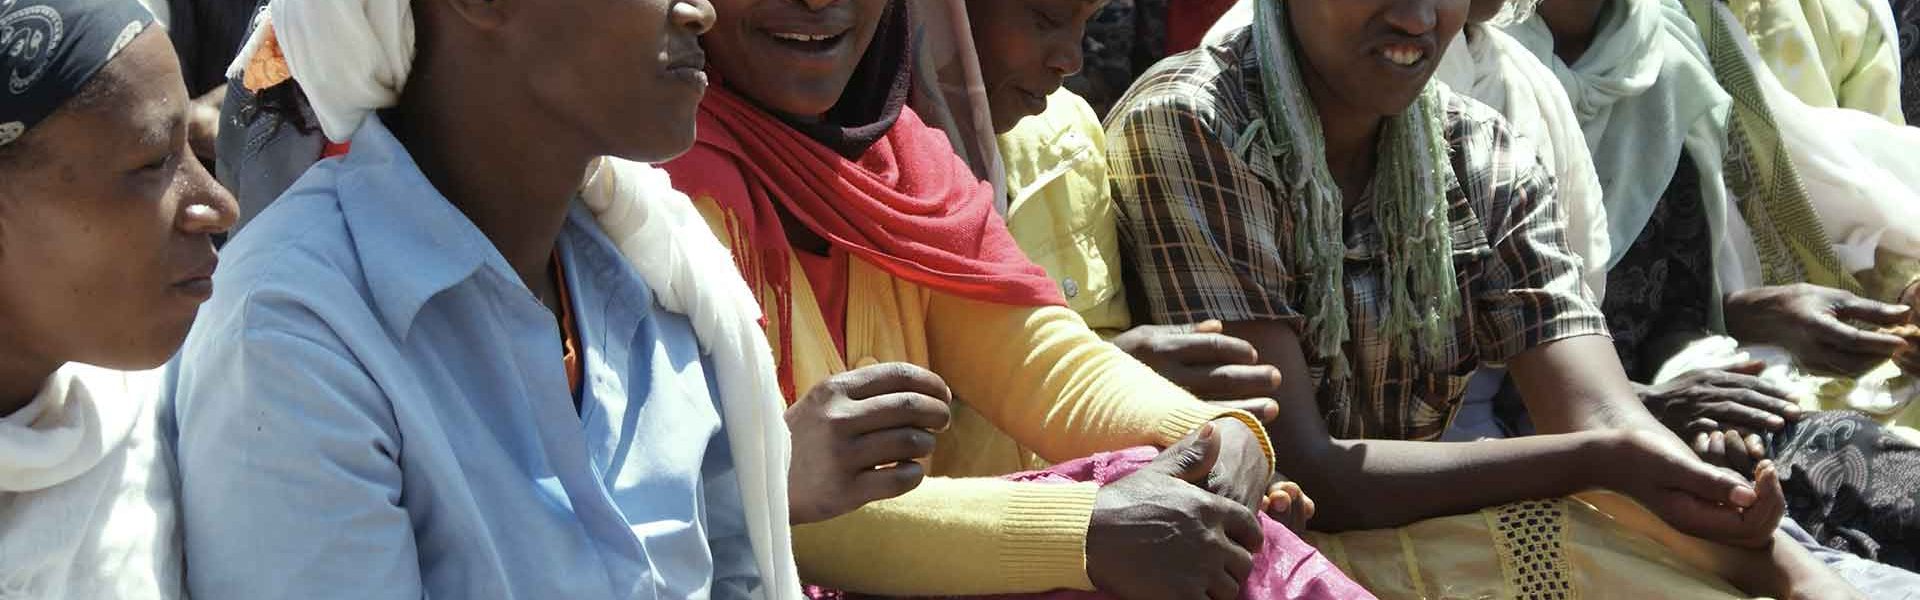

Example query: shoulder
[1107,29,1257,139]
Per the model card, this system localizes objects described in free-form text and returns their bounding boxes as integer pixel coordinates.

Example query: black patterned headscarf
[0,0,154,147]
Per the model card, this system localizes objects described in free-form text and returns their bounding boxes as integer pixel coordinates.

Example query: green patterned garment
[1685,0,1863,294]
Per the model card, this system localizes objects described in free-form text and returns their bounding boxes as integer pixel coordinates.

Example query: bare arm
[1227,320,1620,531]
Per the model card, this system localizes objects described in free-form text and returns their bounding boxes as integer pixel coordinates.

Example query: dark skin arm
[1224,321,1775,545]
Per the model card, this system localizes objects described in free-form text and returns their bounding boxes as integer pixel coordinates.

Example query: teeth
[1383,47,1424,66]
[770,32,836,42]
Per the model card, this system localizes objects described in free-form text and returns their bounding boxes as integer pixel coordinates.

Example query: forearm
[793,477,1099,595]
[927,295,1271,465]
[1284,428,1614,531]
[1579,491,1832,598]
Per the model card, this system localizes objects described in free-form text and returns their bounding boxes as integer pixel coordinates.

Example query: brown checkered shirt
[1106,29,1609,441]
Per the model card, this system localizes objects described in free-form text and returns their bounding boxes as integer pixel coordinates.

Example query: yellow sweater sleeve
[795,478,1100,594]
[925,291,1276,467]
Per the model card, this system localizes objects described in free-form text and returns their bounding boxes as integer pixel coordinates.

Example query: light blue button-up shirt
[167,116,759,600]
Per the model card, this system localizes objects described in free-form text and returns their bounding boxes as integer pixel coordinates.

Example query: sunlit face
[0,30,238,371]
[700,0,893,119]
[967,0,1106,132]
[1290,0,1470,119]
[509,0,717,162]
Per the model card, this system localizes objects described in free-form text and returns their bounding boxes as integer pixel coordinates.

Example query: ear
[437,0,509,31]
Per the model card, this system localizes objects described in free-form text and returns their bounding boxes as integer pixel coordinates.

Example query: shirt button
[1062,278,1080,299]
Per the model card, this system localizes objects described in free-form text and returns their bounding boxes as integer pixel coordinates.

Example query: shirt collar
[335,115,512,339]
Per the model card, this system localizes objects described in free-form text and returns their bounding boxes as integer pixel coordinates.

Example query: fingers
[835,363,954,404]
[839,391,953,435]
[1219,501,1264,553]
[1223,535,1255,582]
[1208,571,1243,600]
[1722,360,1768,376]
[1670,449,1761,509]
[1717,430,1754,476]
[846,427,938,471]
[846,461,926,506]
[1747,460,1786,530]
[1833,295,1915,327]
[1155,333,1262,368]
[1812,313,1908,357]
[1209,398,1281,423]
[1148,423,1223,483]
[1693,398,1788,431]
[1171,364,1284,400]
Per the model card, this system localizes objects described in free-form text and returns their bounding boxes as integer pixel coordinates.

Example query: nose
[673,0,717,35]
[1382,0,1439,36]
[174,158,238,236]
[1045,36,1085,78]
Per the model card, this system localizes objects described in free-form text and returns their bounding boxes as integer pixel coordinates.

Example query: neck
[1302,71,1385,204]
[387,56,594,298]
[0,352,57,417]
[1537,0,1608,64]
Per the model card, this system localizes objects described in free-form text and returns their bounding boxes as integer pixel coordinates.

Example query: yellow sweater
[693,200,1274,595]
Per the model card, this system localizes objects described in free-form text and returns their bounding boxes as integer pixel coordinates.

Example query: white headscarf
[223,4,803,598]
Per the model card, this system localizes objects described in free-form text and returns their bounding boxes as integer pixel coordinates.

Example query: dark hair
[241,79,320,135]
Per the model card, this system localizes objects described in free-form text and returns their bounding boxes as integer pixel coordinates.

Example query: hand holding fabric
[1639,360,1807,473]
[1087,424,1263,600]
[1725,284,1911,376]
[784,363,953,525]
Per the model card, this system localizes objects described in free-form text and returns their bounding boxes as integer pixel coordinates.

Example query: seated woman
[659,0,1368,597]
[1108,0,1857,596]
[0,3,237,596]
[1508,0,1920,572]
[167,0,804,598]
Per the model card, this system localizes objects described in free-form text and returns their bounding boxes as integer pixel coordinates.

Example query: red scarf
[666,85,1064,398]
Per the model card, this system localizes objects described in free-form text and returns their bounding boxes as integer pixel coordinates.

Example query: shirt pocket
[1007,135,1123,315]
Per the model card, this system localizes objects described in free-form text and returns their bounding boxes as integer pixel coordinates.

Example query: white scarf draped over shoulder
[226,2,802,597]
[1435,23,1611,300]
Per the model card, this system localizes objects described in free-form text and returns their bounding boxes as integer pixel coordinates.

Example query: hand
[189,86,225,162]
[1893,282,1919,377]
[1260,479,1314,533]
[1725,284,1910,376]
[1640,361,1805,472]
[1689,427,1771,478]
[1599,429,1783,549]
[1087,424,1263,600]
[784,363,953,524]
[1204,416,1277,511]
[1113,320,1283,418]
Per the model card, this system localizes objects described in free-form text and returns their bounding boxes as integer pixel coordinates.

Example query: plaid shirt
[1107,29,1609,441]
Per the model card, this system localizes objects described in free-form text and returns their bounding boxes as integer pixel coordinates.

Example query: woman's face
[967,0,1105,133]
[1290,0,1469,120]
[702,0,893,119]
[510,0,717,162]
[0,30,238,372]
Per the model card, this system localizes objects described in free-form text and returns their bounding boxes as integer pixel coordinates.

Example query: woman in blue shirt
[167,0,801,598]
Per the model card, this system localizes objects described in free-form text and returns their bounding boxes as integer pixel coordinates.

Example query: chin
[615,121,700,164]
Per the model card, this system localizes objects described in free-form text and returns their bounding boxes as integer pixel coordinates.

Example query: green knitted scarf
[1250,0,1460,378]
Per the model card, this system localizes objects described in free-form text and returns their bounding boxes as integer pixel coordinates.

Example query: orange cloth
[553,253,582,399]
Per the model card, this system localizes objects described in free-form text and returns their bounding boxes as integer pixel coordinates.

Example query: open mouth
[1378,44,1427,67]
[765,29,849,53]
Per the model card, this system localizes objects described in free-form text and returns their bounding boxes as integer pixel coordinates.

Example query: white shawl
[226,2,802,597]
[1435,23,1612,300]
[0,364,180,599]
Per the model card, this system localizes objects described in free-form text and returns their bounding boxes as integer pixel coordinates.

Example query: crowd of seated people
[4,0,1920,598]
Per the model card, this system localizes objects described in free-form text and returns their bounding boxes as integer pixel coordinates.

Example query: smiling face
[701,0,893,119]
[506,0,717,162]
[967,0,1105,133]
[1289,0,1469,120]
[0,30,238,372]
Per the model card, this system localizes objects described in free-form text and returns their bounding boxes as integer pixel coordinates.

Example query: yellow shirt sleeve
[925,292,1275,467]
[794,478,1100,594]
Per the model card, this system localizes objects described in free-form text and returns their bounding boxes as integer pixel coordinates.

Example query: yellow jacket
[691,198,1273,595]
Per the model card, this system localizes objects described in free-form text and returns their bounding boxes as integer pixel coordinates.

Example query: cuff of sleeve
[1155,405,1277,472]
[1000,482,1101,592]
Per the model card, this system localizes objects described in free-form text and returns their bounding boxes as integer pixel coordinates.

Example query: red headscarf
[666,84,1064,397]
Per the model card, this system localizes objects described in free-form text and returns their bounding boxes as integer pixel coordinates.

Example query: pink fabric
[806,447,1375,600]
